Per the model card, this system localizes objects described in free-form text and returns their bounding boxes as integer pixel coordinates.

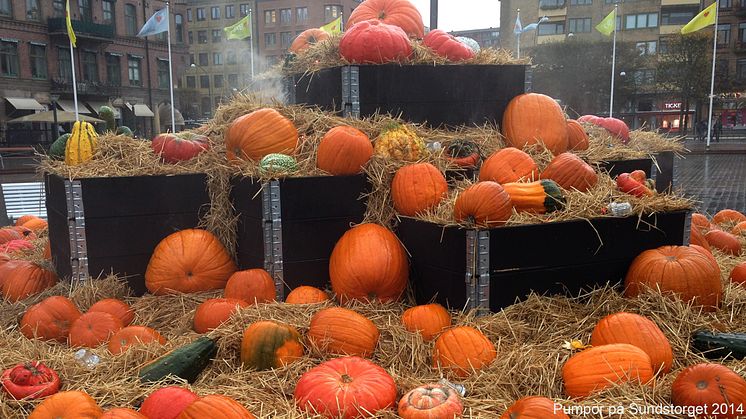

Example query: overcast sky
[409,0,501,32]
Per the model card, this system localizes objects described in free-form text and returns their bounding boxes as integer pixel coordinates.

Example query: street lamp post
[191,63,213,118]
[50,94,60,142]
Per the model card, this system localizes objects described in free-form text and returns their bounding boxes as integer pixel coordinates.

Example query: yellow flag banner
[595,9,616,36]
[224,15,252,40]
[320,16,342,34]
[681,2,717,34]
[66,0,77,47]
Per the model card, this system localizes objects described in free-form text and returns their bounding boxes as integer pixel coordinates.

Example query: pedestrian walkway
[674,154,746,214]
[684,139,746,154]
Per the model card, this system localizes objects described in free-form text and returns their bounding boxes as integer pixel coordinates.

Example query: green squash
[116,126,133,137]
[49,133,71,160]
[259,153,297,176]
[691,330,746,360]
[99,106,116,132]
[139,336,217,383]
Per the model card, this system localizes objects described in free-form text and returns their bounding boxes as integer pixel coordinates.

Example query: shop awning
[7,111,104,124]
[57,100,90,114]
[133,103,155,117]
[5,97,45,111]
[86,101,121,119]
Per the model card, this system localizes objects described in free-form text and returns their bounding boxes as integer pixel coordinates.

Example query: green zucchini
[691,330,746,360]
[139,336,217,383]
[49,133,70,160]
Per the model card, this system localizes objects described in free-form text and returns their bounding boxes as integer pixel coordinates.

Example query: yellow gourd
[374,124,425,161]
[64,121,98,166]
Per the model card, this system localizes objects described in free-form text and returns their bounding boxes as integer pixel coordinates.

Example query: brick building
[0,0,190,145]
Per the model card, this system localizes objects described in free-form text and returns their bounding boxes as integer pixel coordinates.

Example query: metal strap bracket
[64,180,89,282]
[465,229,491,316]
[682,211,693,246]
[341,65,360,118]
[261,180,286,301]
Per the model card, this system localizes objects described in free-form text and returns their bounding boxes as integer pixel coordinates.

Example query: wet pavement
[674,154,746,215]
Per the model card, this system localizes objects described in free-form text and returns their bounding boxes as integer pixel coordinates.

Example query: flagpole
[69,38,79,121]
[609,5,618,118]
[166,3,176,133]
[516,9,521,59]
[706,2,719,148]
[249,8,255,79]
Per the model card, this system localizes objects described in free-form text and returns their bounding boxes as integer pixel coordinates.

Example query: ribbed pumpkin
[193,298,250,334]
[145,229,237,295]
[28,390,102,419]
[591,312,673,373]
[68,311,123,348]
[15,214,38,226]
[329,223,408,303]
[433,326,496,378]
[308,307,380,357]
[398,384,464,419]
[705,230,742,256]
[624,245,722,310]
[20,296,81,342]
[423,29,475,61]
[285,286,330,304]
[374,124,425,161]
[224,268,276,304]
[225,108,298,162]
[316,125,373,175]
[0,260,57,302]
[500,396,570,418]
[401,304,452,341]
[562,343,654,398]
[88,298,135,326]
[240,320,304,370]
[101,408,147,419]
[20,217,47,232]
[178,395,255,419]
[502,94,569,156]
[691,213,711,231]
[731,220,746,236]
[340,19,413,64]
[690,223,711,251]
[289,28,330,53]
[540,153,598,192]
[479,147,539,184]
[295,356,397,419]
[64,120,98,166]
[139,386,199,419]
[502,180,565,214]
[731,262,746,285]
[713,209,746,226]
[671,363,746,418]
[391,163,448,216]
[346,0,425,38]
[454,181,513,227]
[691,244,718,267]
[108,326,166,355]
[566,119,589,151]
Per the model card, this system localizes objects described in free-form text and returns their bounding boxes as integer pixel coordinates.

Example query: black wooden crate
[397,210,690,312]
[598,158,652,179]
[230,175,369,299]
[45,173,210,295]
[597,153,674,194]
[285,64,527,127]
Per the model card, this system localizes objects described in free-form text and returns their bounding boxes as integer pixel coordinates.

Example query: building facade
[0,0,190,144]
[450,27,500,49]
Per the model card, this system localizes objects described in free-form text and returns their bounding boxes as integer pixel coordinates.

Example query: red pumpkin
[289,28,330,53]
[578,115,601,124]
[224,268,277,304]
[423,29,475,61]
[705,230,742,256]
[563,344,654,398]
[591,312,673,373]
[88,298,135,326]
[178,395,255,419]
[596,117,630,143]
[20,296,82,342]
[295,356,397,419]
[139,386,199,419]
[0,227,22,245]
[479,148,539,184]
[616,173,653,197]
[108,326,166,355]
[2,239,34,254]
[1,361,61,400]
[391,163,448,216]
[340,20,413,64]
[500,396,570,418]
[151,132,210,163]
[193,298,250,334]
[0,260,57,302]
[317,125,373,175]
[503,94,569,155]
[729,262,746,285]
[101,408,147,419]
[225,108,298,162]
[398,384,464,418]
[671,363,746,418]
[454,181,513,227]
[540,152,598,192]
[68,311,123,348]
[346,0,425,38]
[566,119,589,151]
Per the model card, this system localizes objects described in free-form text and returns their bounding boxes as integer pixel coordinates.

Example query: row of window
[187,5,341,26]
[185,74,242,90]
[539,10,697,36]
[188,4,251,22]
[717,22,746,46]
[189,50,252,67]
[720,0,746,9]
[187,29,306,50]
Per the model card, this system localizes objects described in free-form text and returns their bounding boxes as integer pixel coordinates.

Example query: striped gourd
[64,121,98,166]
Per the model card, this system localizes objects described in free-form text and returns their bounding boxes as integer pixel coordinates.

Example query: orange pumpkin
[108,325,166,355]
[308,306,380,357]
[178,395,255,419]
[11,225,36,240]
[88,298,135,326]
[0,260,57,302]
[690,223,711,251]
[15,215,38,226]
[692,213,711,232]
[289,28,330,53]
[21,217,48,232]
[193,298,250,334]
[68,311,123,348]
[329,223,408,303]
[713,209,746,226]
[43,240,51,260]
[401,303,452,341]
[225,108,298,162]
[624,245,722,310]
[28,390,103,419]
[730,262,746,286]
[391,163,448,216]
[316,125,373,175]
[691,244,718,267]
[503,94,569,156]
[566,119,589,151]
[145,229,237,295]
[433,326,496,378]
[224,268,276,304]
[285,286,330,304]
[562,343,654,398]
[398,384,464,419]
[101,408,147,419]
[479,147,539,184]
[731,221,746,236]
[346,0,425,38]
[0,227,22,245]
[500,396,570,418]
[454,181,513,227]
[671,363,746,418]
[240,320,304,370]
[20,296,81,342]
[540,152,598,192]
[591,312,673,373]
[705,230,742,256]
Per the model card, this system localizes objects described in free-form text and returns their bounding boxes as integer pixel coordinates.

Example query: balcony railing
[48,18,114,40]
[51,78,121,96]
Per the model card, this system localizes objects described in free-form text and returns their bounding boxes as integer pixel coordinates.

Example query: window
[718,24,732,46]
[29,44,46,79]
[186,76,196,88]
[53,0,64,17]
[58,47,71,81]
[198,30,207,44]
[635,40,657,55]
[721,0,732,8]
[212,29,222,43]
[211,6,220,19]
[739,22,746,43]
[226,5,235,18]
[201,97,211,115]
[128,56,141,86]
[736,59,746,79]
[632,69,655,85]
[280,8,292,25]
[265,33,277,48]
[78,0,92,22]
[213,52,222,65]
[103,1,114,26]
[214,74,224,88]
[0,0,11,17]
[175,15,184,43]
[188,31,193,44]
[157,59,169,89]
[125,4,138,36]
[0,40,18,77]
[228,74,238,88]
[570,0,591,4]
[296,7,308,23]
[661,6,698,25]
[106,54,120,85]
[241,50,252,63]
[187,8,192,22]
[265,10,277,25]
[26,0,40,21]
[324,5,342,21]
[200,75,210,88]
[568,18,591,33]
[197,8,206,21]
[538,21,565,35]
[189,54,194,65]
[624,13,658,30]
[198,53,208,66]
[240,4,250,16]
[281,31,293,48]
[227,51,237,64]
[82,51,98,82]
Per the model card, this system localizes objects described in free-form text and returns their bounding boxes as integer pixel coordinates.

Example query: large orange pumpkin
[224,268,276,304]
[178,395,255,419]
[433,326,496,378]
[730,262,746,286]
[101,408,147,419]
[479,147,539,184]
[713,209,746,226]
[540,152,598,192]
[0,260,57,302]
[20,296,81,342]
[108,326,166,355]
[28,390,103,419]
[401,303,452,341]
[566,119,589,151]
[671,363,746,418]
[68,311,123,348]
[88,298,135,326]
[329,223,408,303]
[391,163,448,216]
[705,230,742,256]
[308,306,380,357]
[500,396,570,418]
[562,343,654,398]
[503,94,569,156]
[398,383,464,419]
[240,320,304,370]
[193,298,250,333]
[454,181,513,227]
[225,108,298,162]
[285,286,330,304]
[624,245,722,310]
[139,386,199,419]
[316,125,373,175]
[590,312,673,373]
[346,0,425,38]
[145,229,236,295]
[289,28,330,53]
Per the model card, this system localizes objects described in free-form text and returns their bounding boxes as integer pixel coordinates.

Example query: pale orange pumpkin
[307,306,380,357]
[224,268,276,304]
[285,286,330,304]
[391,163,448,216]
[591,312,673,373]
[479,147,539,184]
[503,94,569,156]
[432,326,496,378]
[562,344,654,398]
[28,391,103,419]
[225,108,298,162]
[401,303,451,341]
[108,325,166,355]
[316,125,373,175]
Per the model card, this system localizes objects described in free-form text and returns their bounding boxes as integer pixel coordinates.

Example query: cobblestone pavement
[674,154,746,215]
